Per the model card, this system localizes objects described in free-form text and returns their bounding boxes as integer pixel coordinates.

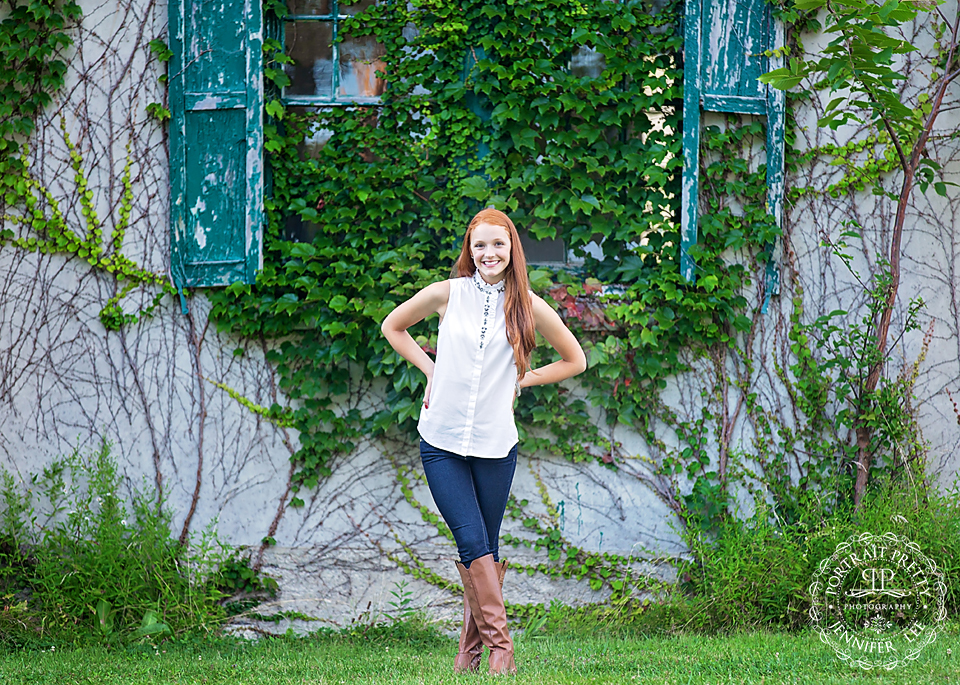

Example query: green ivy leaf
[265,99,285,120]
[461,175,489,200]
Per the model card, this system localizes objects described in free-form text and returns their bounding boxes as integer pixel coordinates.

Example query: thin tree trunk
[853,33,960,505]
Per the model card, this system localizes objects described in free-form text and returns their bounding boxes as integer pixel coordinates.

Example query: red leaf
[548,285,569,303]
[582,311,603,328]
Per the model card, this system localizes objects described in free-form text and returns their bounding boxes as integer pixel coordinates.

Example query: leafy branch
[762,0,959,506]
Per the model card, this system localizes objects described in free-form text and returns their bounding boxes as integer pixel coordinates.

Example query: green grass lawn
[1,626,958,684]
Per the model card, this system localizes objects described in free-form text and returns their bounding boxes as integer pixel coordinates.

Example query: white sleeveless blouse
[417,272,519,458]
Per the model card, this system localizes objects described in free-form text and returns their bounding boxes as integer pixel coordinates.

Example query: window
[281,0,385,105]
[569,45,605,80]
[275,0,385,243]
[519,230,568,265]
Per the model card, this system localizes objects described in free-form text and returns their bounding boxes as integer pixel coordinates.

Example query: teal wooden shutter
[682,0,784,309]
[169,0,264,312]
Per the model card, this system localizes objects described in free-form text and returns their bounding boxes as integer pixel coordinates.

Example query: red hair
[454,208,536,380]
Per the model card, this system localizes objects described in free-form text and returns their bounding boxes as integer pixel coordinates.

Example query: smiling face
[470,222,512,284]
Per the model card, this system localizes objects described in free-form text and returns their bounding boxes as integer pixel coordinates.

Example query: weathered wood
[169,0,264,312]
[463,45,492,161]
[682,0,785,295]
[681,0,702,282]
[283,94,382,106]
[762,15,785,313]
[700,0,768,101]
[700,94,766,115]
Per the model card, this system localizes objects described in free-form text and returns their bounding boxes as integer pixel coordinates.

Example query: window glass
[284,214,322,243]
[339,33,386,97]
[569,45,605,79]
[284,21,334,97]
[281,0,383,103]
[301,125,334,160]
[520,230,567,264]
[288,0,331,15]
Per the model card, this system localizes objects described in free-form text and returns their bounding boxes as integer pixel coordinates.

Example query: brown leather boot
[453,560,508,673]
[456,554,517,675]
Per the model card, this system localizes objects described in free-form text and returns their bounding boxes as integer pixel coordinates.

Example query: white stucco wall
[2,2,959,631]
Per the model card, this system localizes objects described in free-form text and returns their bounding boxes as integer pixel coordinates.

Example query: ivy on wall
[0,0,80,143]
[0,0,172,331]
[0,0,81,233]
[2,0,934,621]
[207,0,788,600]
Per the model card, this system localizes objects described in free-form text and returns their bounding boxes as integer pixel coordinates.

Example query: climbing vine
[765,0,960,505]
[206,0,796,603]
[0,0,80,143]
[4,0,952,629]
[0,0,173,331]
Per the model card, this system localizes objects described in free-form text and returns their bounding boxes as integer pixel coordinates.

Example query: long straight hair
[454,208,536,379]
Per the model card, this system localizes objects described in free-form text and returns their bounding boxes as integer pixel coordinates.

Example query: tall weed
[0,439,242,645]
[677,477,960,632]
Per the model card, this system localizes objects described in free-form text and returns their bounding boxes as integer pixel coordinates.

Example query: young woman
[381,208,586,675]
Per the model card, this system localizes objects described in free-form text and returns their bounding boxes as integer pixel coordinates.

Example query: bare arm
[380,280,450,407]
[520,293,587,389]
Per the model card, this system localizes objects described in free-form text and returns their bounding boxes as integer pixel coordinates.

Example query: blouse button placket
[461,275,502,454]
[479,292,492,349]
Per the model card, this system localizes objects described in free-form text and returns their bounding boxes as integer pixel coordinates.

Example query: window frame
[278,0,385,107]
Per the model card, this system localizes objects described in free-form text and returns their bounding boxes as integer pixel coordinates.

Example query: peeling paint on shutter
[681,0,784,309]
[169,0,264,313]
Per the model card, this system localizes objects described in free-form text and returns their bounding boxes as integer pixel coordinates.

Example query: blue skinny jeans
[419,438,518,568]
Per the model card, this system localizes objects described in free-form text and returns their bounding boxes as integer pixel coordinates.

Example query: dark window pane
[285,21,334,97]
[284,214,322,243]
[570,45,605,79]
[287,0,331,15]
[339,33,385,97]
[287,106,335,159]
[302,124,333,159]
[341,0,376,15]
[520,230,566,263]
